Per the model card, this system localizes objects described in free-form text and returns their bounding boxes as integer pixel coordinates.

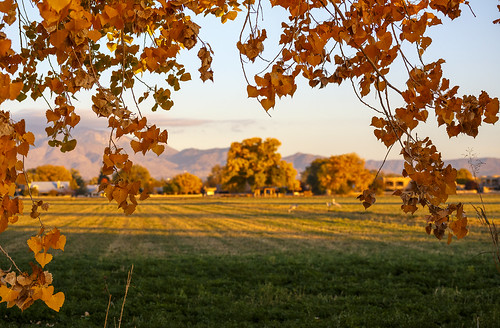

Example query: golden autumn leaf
[139,190,150,201]
[8,81,22,100]
[54,234,66,251]
[0,285,19,303]
[87,29,102,43]
[8,215,18,224]
[0,217,8,234]
[484,98,499,124]
[129,194,138,206]
[46,0,72,13]
[35,252,53,268]
[129,181,141,195]
[123,204,136,215]
[130,140,142,153]
[225,11,238,21]
[107,42,117,52]
[0,0,13,14]
[0,39,11,56]
[49,29,69,48]
[180,73,191,82]
[104,184,114,201]
[152,144,165,156]
[425,223,432,235]
[44,228,66,251]
[401,204,418,214]
[112,187,128,205]
[38,286,63,311]
[2,197,18,216]
[260,98,274,111]
[376,32,392,51]
[357,189,376,209]
[45,110,60,122]
[44,291,65,312]
[103,5,119,19]
[60,139,77,152]
[15,173,28,185]
[370,116,385,128]
[449,216,468,240]
[31,286,43,301]
[18,297,35,311]
[433,226,445,240]
[447,232,453,245]
[27,237,43,255]
[4,272,16,285]
[15,160,24,171]
[17,141,30,156]
[43,271,53,285]
[23,132,35,145]
[247,85,259,98]
[64,18,91,32]
[16,275,33,286]
[109,153,128,165]
[102,154,113,168]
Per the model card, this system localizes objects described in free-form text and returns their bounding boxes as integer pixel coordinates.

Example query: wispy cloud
[14,107,257,134]
[155,118,256,130]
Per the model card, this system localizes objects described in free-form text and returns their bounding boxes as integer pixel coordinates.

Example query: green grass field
[0,194,499,327]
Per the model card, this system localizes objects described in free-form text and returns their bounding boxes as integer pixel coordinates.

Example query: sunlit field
[0,194,499,327]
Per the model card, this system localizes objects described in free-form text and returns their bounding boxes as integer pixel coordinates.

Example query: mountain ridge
[25,129,500,180]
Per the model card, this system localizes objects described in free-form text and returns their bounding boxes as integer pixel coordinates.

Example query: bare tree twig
[0,244,22,274]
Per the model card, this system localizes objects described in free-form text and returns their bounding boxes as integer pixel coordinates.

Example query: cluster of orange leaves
[241,0,499,243]
[27,227,66,269]
[0,263,64,312]
[397,138,468,243]
[0,112,66,311]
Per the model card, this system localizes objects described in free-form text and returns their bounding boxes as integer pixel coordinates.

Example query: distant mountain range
[364,158,500,177]
[26,129,228,180]
[25,129,500,180]
[286,155,500,177]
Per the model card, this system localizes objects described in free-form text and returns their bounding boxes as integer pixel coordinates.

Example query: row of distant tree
[204,139,374,195]
[23,163,204,196]
[23,137,482,196]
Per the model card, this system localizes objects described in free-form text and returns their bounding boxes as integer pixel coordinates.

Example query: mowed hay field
[0,195,499,327]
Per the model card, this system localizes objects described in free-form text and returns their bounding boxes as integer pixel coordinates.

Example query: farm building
[204,187,217,196]
[479,175,500,191]
[29,181,71,195]
[86,184,104,197]
[383,177,412,191]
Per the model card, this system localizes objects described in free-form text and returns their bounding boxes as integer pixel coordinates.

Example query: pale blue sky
[11,1,500,160]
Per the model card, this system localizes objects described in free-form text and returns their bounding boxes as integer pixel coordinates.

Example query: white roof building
[29,181,70,194]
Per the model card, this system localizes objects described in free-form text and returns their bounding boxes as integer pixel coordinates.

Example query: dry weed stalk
[118,265,134,328]
[472,204,500,271]
[103,293,112,328]
[466,151,500,271]
[103,264,134,328]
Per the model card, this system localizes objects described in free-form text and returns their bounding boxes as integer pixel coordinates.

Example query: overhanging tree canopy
[0,0,498,311]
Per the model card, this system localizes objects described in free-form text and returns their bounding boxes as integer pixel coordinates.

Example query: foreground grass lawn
[0,195,499,327]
